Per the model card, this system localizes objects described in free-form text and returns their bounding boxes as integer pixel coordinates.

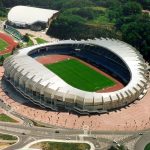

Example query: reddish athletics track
[36,54,124,93]
[0,32,18,55]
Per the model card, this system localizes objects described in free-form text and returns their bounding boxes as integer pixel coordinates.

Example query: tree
[121,14,150,61]
[23,33,30,42]
[73,8,95,20]
[137,0,150,10]
[122,2,142,16]
[47,13,86,39]
[11,47,16,55]
[0,55,5,65]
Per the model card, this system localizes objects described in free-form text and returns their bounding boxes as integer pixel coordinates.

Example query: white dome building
[7,6,58,31]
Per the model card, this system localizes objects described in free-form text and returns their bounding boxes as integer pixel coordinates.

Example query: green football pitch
[45,59,116,92]
[0,38,8,51]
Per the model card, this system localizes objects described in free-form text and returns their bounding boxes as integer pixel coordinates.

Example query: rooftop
[8,5,58,25]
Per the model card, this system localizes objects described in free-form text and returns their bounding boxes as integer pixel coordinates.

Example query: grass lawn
[0,114,17,123]
[45,59,115,91]
[0,39,8,51]
[3,53,11,59]
[88,15,113,24]
[32,142,90,150]
[0,133,17,140]
[145,143,150,150]
[0,53,11,66]
[27,38,34,47]
[35,38,47,44]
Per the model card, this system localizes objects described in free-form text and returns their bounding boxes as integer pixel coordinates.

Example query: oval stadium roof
[3,39,148,113]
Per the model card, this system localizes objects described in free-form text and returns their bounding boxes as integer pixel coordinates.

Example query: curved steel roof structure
[8,6,58,25]
[3,38,148,114]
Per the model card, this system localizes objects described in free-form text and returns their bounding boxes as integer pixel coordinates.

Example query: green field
[27,38,34,47]
[0,39,8,51]
[145,143,150,150]
[0,133,17,140]
[32,142,90,150]
[35,37,47,44]
[45,59,115,91]
[0,114,17,123]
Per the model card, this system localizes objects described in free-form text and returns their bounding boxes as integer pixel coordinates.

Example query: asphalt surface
[0,94,148,150]
[134,131,150,150]
[0,120,147,150]
[0,122,99,150]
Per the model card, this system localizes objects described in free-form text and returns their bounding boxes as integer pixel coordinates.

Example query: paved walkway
[0,108,4,114]
[135,132,150,150]
[0,66,150,132]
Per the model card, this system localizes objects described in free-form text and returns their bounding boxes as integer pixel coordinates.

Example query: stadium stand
[4,25,23,40]
[29,44,130,85]
[3,39,148,114]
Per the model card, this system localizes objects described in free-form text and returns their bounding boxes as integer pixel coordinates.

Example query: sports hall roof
[8,6,58,25]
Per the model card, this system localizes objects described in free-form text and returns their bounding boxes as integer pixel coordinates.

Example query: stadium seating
[4,39,147,114]
[28,44,131,85]
[4,25,23,40]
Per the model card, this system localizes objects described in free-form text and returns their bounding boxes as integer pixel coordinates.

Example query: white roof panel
[8,6,58,25]
[3,39,147,105]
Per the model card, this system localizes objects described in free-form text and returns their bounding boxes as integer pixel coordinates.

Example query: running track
[36,54,124,92]
[0,32,18,55]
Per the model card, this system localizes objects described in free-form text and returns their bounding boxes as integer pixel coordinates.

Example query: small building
[7,6,58,31]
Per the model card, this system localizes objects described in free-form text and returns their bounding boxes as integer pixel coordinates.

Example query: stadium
[3,38,148,114]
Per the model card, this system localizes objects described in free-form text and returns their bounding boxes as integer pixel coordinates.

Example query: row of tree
[0,0,149,10]
[0,0,150,62]
[47,1,150,62]
[108,1,150,61]
[47,12,119,40]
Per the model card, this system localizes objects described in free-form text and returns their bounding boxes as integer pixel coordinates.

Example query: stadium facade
[7,6,58,31]
[3,39,148,114]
